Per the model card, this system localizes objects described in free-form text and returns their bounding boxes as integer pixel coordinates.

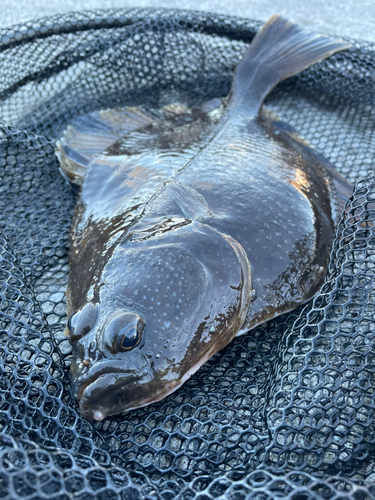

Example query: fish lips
[79,370,146,421]
[77,364,181,421]
[71,354,150,421]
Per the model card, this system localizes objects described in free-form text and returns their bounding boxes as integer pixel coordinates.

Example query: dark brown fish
[57,15,352,421]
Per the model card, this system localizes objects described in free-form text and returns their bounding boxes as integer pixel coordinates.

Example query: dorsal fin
[56,105,160,187]
[166,181,213,221]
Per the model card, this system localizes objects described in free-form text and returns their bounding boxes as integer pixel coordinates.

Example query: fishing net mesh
[0,7,375,499]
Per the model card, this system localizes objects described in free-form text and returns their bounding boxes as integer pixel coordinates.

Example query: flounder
[57,16,352,421]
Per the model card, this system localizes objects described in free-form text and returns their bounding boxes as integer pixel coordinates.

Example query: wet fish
[56,15,352,421]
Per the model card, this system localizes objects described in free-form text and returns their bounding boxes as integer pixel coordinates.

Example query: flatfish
[57,15,352,420]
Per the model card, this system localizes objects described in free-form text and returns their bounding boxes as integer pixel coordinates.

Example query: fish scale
[57,15,353,420]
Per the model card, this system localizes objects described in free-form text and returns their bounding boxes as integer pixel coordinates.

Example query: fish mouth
[71,359,139,399]
[71,356,149,420]
[76,364,182,421]
[79,370,144,421]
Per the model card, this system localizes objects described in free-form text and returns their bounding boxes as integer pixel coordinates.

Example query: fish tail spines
[230,15,350,116]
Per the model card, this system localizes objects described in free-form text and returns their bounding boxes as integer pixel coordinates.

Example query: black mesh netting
[1,7,375,499]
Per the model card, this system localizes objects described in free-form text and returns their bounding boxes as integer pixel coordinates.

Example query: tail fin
[230,15,350,116]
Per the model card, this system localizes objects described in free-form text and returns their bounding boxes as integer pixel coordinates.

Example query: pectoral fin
[166,181,213,221]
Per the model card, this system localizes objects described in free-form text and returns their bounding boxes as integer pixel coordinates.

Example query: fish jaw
[79,372,144,421]
[70,350,151,420]
[78,368,181,421]
[77,329,233,421]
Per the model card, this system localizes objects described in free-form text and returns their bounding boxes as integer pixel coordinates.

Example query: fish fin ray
[166,182,213,220]
[56,142,91,186]
[231,15,350,116]
[56,105,160,186]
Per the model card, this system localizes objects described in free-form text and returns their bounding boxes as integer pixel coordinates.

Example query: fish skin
[58,15,352,420]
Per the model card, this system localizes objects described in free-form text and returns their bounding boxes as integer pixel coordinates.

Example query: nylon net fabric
[0,8,375,499]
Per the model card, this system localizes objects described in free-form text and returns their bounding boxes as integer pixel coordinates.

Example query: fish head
[68,222,252,420]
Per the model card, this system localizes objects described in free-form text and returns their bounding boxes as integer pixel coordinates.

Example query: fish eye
[105,312,145,353]
[67,303,99,342]
[118,319,144,351]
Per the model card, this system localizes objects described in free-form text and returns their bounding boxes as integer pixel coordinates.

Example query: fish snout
[77,356,151,420]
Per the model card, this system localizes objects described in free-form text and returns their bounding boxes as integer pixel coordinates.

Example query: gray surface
[1,0,374,42]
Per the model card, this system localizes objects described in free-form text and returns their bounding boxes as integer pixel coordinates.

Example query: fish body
[57,16,352,420]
